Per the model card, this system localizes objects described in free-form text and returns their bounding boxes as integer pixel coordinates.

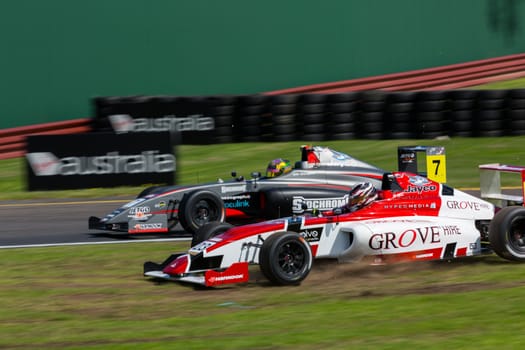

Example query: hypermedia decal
[26,132,176,191]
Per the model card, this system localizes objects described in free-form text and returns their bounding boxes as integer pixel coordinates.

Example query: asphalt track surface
[0,197,191,248]
[0,189,490,248]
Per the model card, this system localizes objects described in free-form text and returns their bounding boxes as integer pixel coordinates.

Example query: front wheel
[191,221,234,247]
[488,206,525,261]
[259,232,312,285]
[178,190,225,234]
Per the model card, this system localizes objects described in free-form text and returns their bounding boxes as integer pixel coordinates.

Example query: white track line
[0,237,190,249]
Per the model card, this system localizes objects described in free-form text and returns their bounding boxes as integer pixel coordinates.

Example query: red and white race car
[144,171,525,287]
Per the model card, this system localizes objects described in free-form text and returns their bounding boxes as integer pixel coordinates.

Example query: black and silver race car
[88,145,385,235]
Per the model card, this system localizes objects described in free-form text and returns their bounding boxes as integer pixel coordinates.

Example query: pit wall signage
[92,96,216,145]
[25,132,175,191]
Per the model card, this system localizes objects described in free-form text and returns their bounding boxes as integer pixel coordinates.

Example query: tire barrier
[326,92,360,140]
[508,89,525,136]
[235,95,269,142]
[3,88,525,160]
[269,94,299,142]
[448,90,476,137]
[210,95,236,144]
[88,89,525,144]
[298,94,328,141]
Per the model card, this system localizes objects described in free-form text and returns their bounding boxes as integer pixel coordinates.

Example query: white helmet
[347,182,377,212]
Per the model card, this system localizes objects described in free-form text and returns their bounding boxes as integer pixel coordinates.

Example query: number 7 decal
[427,153,446,183]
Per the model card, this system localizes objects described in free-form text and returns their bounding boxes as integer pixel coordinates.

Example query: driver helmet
[346,182,377,212]
[266,158,292,178]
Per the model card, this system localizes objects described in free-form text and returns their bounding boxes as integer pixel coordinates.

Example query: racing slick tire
[191,221,234,247]
[179,190,226,234]
[259,232,313,285]
[488,206,525,261]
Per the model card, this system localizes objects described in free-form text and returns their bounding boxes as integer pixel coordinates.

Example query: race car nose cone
[163,254,190,275]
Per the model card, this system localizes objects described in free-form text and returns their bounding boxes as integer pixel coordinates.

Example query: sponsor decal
[224,199,250,209]
[129,206,151,215]
[26,151,175,176]
[405,184,437,194]
[133,223,163,231]
[221,185,247,193]
[189,241,215,255]
[155,201,167,209]
[222,195,251,200]
[300,228,321,242]
[205,262,249,286]
[210,274,245,282]
[331,150,352,161]
[290,171,309,176]
[446,200,491,211]
[399,152,416,163]
[109,114,215,133]
[409,175,431,186]
[292,195,349,212]
[25,152,60,176]
[369,225,461,250]
[442,225,461,235]
[128,206,152,220]
[382,202,437,209]
[223,194,251,209]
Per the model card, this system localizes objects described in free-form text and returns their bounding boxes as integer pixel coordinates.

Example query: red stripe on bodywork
[367,247,444,264]
[310,244,319,257]
[163,254,190,275]
[129,227,169,234]
[225,208,251,219]
[206,221,286,253]
[456,247,467,257]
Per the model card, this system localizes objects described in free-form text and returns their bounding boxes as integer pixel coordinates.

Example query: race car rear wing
[479,163,525,206]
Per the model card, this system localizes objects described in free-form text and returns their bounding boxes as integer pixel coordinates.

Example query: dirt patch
[144,255,525,306]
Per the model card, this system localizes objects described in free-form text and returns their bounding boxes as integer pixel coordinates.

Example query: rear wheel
[488,206,525,261]
[179,191,225,234]
[259,232,312,285]
[191,221,233,247]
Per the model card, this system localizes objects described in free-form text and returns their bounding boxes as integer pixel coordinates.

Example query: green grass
[2,243,525,349]
[471,76,525,89]
[4,137,525,200]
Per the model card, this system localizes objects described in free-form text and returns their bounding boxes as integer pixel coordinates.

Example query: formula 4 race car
[143,171,525,287]
[89,145,385,235]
